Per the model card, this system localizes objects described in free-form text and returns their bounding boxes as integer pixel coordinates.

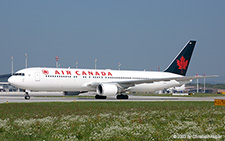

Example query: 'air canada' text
[54,70,113,76]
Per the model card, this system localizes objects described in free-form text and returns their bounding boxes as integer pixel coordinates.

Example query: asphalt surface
[0,92,225,103]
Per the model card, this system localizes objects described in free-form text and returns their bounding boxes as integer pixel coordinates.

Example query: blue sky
[0,1,225,83]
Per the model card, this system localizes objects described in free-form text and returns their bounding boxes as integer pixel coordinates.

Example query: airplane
[167,84,186,93]
[8,40,216,100]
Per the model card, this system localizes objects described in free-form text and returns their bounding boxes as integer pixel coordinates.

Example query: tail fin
[164,40,196,76]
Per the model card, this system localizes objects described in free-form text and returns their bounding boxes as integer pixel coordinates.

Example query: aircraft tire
[95,95,107,99]
[25,95,30,100]
[116,94,129,99]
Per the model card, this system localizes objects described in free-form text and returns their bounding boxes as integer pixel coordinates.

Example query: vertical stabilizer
[164,40,196,76]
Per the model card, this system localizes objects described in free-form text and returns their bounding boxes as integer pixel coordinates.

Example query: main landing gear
[95,95,107,99]
[24,90,30,100]
[116,94,129,99]
[95,94,129,99]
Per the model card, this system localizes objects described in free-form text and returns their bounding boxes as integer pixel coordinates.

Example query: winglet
[164,40,196,76]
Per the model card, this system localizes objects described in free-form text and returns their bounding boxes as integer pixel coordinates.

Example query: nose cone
[8,76,15,85]
[8,75,25,89]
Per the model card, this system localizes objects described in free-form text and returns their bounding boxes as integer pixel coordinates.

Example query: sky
[0,0,225,83]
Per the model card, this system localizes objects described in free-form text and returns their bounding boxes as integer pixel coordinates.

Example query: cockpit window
[13,73,25,76]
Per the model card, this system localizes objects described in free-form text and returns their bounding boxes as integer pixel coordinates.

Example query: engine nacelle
[96,83,118,96]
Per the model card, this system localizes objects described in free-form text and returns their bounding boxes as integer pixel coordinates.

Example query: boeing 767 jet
[8,40,216,100]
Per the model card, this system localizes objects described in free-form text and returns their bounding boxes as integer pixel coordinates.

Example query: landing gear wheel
[25,95,30,100]
[116,94,129,99]
[24,93,30,100]
[95,95,107,99]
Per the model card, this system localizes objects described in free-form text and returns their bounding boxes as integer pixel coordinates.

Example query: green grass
[0,102,225,140]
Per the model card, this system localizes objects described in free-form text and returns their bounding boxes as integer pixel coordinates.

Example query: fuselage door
[35,72,40,81]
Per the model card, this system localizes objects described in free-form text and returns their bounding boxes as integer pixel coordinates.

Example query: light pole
[76,61,78,69]
[25,53,28,68]
[11,56,14,75]
[196,74,199,93]
[118,62,121,70]
[56,56,59,68]
[204,73,206,93]
[95,58,97,69]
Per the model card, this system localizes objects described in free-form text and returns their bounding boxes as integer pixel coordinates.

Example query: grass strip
[0,101,224,140]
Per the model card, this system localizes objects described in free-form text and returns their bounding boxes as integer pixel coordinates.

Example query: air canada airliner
[8,40,216,100]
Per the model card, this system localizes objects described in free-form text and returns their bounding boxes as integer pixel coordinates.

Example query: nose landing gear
[24,90,30,100]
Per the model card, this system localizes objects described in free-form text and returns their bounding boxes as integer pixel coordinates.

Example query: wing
[116,75,218,89]
[87,75,218,89]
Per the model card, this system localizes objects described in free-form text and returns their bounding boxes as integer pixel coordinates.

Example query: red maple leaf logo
[176,56,188,74]
[42,69,49,75]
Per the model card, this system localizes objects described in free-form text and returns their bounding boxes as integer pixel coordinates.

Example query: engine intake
[96,83,118,96]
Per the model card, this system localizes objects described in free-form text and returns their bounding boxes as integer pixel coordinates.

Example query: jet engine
[96,83,119,96]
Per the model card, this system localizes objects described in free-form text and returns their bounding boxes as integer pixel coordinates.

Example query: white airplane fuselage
[8,67,187,93]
